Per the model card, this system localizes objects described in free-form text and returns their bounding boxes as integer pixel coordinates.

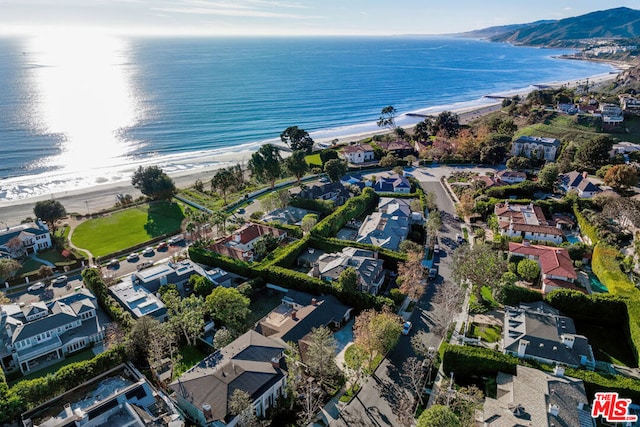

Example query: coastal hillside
[464,7,640,47]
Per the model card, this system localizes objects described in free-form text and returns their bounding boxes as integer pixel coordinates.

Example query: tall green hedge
[442,344,518,378]
[566,368,640,403]
[189,247,256,278]
[573,205,599,245]
[592,244,640,364]
[545,289,628,327]
[82,269,133,330]
[0,345,127,423]
[308,236,406,271]
[498,284,543,307]
[288,197,334,215]
[311,188,378,238]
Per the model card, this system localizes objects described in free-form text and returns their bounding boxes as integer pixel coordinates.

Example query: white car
[27,282,45,291]
[142,247,154,256]
[402,321,412,335]
[51,275,68,285]
[126,252,139,262]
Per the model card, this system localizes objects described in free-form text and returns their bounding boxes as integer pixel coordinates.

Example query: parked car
[456,233,463,243]
[168,235,184,245]
[236,208,245,215]
[428,267,438,280]
[319,177,330,183]
[51,275,68,285]
[137,261,154,271]
[402,321,412,335]
[142,247,154,256]
[27,282,45,291]
[156,241,168,250]
[433,244,440,255]
[107,259,119,268]
[126,252,139,262]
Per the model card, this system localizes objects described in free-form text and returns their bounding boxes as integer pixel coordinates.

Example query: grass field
[71,201,184,257]
[468,323,502,343]
[305,153,322,166]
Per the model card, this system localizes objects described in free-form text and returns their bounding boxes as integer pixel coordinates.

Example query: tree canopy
[377,105,397,130]
[574,136,614,172]
[451,243,507,304]
[517,259,540,282]
[324,158,348,182]
[284,150,309,184]
[280,126,314,153]
[206,286,250,333]
[33,199,66,231]
[211,167,239,204]
[0,259,21,282]
[537,163,559,189]
[603,164,639,190]
[131,166,177,200]
[248,144,282,189]
[434,111,460,138]
[417,404,461,427]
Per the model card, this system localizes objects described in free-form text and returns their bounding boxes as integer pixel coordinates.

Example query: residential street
[331,167,468,426]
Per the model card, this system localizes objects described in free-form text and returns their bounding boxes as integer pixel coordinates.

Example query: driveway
[332,173,464,426]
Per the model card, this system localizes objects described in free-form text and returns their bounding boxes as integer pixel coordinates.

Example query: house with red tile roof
[376,140,415,158]
[495,202,564,244]
[209,223,287,262]
[340,143,375,164]
[509,242,582,294]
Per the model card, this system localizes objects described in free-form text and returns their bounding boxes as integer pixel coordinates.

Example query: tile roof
[509,242,577,280]
[376,140,413,152]
[341,143,374,154]
[496,170,527,180]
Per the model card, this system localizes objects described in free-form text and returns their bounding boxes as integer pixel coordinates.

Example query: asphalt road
[333,174,463,426]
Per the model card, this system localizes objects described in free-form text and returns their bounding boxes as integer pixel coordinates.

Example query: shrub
[566,368,640,403]
[497,284,543,306]
[81,269,133,330]
[484,181,540,199]
[289,197,334,215]
[573,205,599,245]
[442,344,517,378]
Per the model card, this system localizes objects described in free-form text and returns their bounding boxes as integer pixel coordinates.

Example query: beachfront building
[209,222,286,263]
[482,365,594,427]
[0,289,104,374]
[508,242,580,294]
[601,103,624,124]
[0,220,51,259]
[340,143,375,164]
[21,363,184,427]
[559,171,602,198]
[309,247,385,295]
[496,170,527,184]
[169,330,287,426]
[503,302,595,369]
[109,281,168,322]
[495,202,564,244]
[511,136,560,161]
[376,140,415,158]
[620,95,640,114]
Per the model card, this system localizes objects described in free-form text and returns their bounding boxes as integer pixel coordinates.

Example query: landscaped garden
[71,201,184,257]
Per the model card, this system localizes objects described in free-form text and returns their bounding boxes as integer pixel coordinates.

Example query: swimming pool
[566,235,581,244]
[588,272,608,293]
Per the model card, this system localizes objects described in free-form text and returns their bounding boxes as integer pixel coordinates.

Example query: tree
[248,144,282,189]
[480,144,507,165]
[206,286,250,333]
[343,343,367,388]
[424,192,438,211]
[456,190,475,220]
[319,149,339,165]
[211,210,230,236]
[426,211,443,244]
[190,275,214,297]
[379,153,398,168]
[506,156,532,171]
[33,200,66,233]
[337,267,358,294]
[0,259,21,282]
[210,167,238,204]
[417,404,460,427]
[377,105,397,131]
[301,214,318,234]
[228,389,258,427]
[126,316,174,367]
[280,126,314,153]
[354,308,403,365]
[451,243,507,305]
[285,150,309,183]
[38,265,53,280]
[253,233,280,261]
[604,164,639,190]
[131,165,176,200]
[324,158,348,182]
[306,326,340,385]
[147,321,178,372]
[434,111,460,137]
[401,356,426,408]
[574,136,614,172]
[538,163,559,189]
[398,251,425,302]
[399,240,423,253]
[413,119,433,142]
[213,328,234,349]
[162,290,206,346]
[517,259,540,282]
[432,279,465,335]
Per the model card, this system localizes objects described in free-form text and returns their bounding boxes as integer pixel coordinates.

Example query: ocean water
[0,36,613,201]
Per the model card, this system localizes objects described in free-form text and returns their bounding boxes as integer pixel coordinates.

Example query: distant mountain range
[460,7,640,47]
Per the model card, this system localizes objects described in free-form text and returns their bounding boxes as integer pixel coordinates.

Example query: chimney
[311,263,320,278]
[548,403,559,417]
[202,403,213,421]
[234,233,241,243]
[523,240,530,246]
[291,310,297,320]
[553,365,565,377]
[64,403,73,418]
[582,171,588,179]
[517,340,529,357]
[311,298,317,306]
[5,324,11,339]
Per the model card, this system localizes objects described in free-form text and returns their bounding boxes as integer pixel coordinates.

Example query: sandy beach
[0,72,620,226]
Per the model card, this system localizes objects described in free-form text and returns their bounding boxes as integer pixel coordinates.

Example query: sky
[2,0,640,36]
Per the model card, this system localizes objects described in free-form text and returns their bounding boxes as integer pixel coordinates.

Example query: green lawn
[71,201,184,257]
[305,153,322,166]
[37,249,69,264]
[468,323,502,343]
[17,258,44,277]
[172,345,208,380]
[245,290,284,328]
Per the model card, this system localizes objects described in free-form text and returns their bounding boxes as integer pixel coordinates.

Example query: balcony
[16,337,62,361]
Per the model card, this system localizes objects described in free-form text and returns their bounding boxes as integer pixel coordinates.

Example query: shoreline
[0,68,621,225]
